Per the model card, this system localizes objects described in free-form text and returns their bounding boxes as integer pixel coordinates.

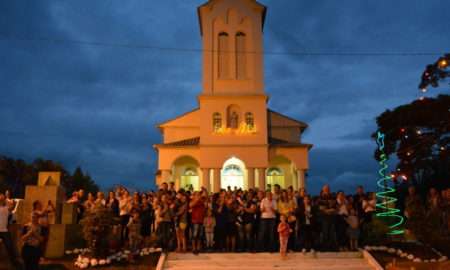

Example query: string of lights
[0,32,446,57]
[375,131,405,235]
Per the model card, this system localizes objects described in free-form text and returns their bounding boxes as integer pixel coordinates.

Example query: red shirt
[278,222,290,238]
[191,199,205,224]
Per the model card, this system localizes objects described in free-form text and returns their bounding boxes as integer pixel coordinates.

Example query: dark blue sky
[1,0,449,194]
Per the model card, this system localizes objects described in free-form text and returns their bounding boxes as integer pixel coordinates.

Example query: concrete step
[164,252,375,270]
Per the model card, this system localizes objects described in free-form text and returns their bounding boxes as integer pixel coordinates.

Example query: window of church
[245,112,254,130]
[236,32,247,79]
[226,105,240,129]
[218,32,230,79]
[213,112,222,131]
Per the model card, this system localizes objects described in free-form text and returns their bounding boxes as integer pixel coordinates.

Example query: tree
[67,167,99,197]
[419,53,449,90]
[373,95,450,192]
[0,156,99,198]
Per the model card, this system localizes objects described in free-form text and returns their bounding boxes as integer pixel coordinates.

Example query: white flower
[424,259,429,263]
[90,259,98,266]
[396,249,403,255]
[438,256,448,262]
[106,259,111,264]
[149,247,155,253]
[99,259,106,265]
[407,254,414,260]
[364,246,371,251]
[74,249,80,254]
[413,258,421,263]
[430,259,437,263]
[387,248,396,254]
[155,248,162,252]
[66,250,73,255]
[379,246,388,251]
[124,250,131,254]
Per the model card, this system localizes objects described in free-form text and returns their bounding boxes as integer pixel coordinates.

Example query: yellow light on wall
[214,122,257,135]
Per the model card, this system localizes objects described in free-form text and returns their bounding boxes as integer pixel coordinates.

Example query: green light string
[375,131,405,235]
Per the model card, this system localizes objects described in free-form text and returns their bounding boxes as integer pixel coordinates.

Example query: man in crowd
[0,193,22,268]
[259,191,277,252]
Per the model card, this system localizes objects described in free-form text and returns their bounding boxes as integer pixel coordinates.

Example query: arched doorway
[180,167,199,191]
[267,156,294,189]
[172,156,200,191]
[266,167,284,190]
[221,157,246,189]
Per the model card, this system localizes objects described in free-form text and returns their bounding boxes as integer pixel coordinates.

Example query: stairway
[163,252,376,270]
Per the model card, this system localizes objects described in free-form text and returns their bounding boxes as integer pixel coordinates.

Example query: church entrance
[221,157,245,190]
[180,168,199,191]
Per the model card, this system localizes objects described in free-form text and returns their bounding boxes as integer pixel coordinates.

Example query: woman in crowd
[106,191,119,216]
[174,192,188,252]
[336,191,349,251]
[119,188,132,245]
[21,212,45,270]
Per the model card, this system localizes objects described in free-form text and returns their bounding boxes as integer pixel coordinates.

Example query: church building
[154,0,312,192]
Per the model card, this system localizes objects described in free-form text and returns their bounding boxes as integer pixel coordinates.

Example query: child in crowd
[277,214,291,259]
[127,210,143,258]
[346,206,360,251]
[204,209,216,251]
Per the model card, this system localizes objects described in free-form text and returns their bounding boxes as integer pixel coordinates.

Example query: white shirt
[260,198,277,219]
[0,206,9,232]
[119,197,130,216]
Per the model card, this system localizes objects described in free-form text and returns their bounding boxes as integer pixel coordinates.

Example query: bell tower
[198,0,267,96]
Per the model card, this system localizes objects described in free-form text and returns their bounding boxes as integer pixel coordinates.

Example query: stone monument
[15,172,83,258]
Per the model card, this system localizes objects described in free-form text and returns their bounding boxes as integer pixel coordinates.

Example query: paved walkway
[164,252,376,270]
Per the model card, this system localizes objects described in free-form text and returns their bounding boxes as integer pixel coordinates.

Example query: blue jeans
[258,218,276,252]
[192,223,203,241]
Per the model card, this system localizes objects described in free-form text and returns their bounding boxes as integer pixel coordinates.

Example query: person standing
[203,209,216,251]
[119,189,132,246]
[157,194,174,252]
[0,193,21,268]
[259,191,277,252]
[21,212,45,270]
[190,192,206,254]
[277,215,291,259]
[298,195,315,253]
[317,185,337,251]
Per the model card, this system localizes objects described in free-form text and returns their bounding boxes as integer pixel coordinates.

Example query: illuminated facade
[154,0,312,192]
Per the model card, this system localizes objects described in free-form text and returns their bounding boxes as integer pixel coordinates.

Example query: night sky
[1,1,449,194]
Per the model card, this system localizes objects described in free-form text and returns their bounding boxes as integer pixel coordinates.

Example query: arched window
[226,105,240,129]
[236,32,247,79]
[218,32,230,79]
[245,112,254,130]
[213,112,222,132]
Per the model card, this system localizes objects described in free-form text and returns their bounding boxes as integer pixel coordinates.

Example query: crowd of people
[1,183,450,269]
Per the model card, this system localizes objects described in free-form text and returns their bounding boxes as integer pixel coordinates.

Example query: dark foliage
[0,156,99,197]
[373,95,450,192]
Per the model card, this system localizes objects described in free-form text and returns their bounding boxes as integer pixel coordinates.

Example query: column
[297,169,306,190]
[257,168,266,191]
[292,170,298,191]
[201,168,210,191]
[213,168,221,193]
[247,168,255,190]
